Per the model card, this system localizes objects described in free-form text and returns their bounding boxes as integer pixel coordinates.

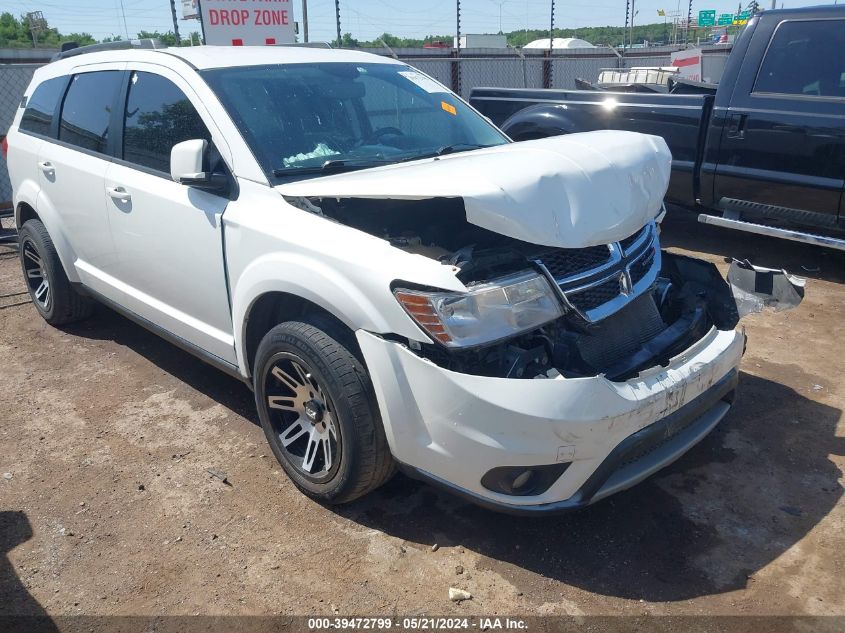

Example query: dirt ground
[1,212,843,620]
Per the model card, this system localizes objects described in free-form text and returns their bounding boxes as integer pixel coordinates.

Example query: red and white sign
[670,48,702,82]
[200,0,296,46]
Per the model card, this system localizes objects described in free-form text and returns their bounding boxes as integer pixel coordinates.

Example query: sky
[0,0,829,43]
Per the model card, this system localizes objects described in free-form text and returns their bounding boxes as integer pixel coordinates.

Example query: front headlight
[394,270,564,348]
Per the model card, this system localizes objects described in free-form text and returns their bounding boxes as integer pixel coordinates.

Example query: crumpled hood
[275,131,672,248]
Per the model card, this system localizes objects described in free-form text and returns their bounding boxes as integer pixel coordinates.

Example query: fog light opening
[480,462,570,497]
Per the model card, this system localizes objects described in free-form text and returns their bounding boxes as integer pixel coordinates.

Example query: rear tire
[18,219,94,325]
[254,319,395,504]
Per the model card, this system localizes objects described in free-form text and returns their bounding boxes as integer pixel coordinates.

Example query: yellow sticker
[441,101,457,116]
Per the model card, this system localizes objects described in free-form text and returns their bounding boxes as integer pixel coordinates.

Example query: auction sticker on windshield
[398,70,448,93]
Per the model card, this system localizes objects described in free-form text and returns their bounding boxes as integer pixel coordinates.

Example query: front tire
[18,219,93,325]
[254,320,395,504]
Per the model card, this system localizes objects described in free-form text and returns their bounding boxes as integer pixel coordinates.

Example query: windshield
[201,62,509,180]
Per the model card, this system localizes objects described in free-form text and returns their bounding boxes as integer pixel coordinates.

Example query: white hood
[276,131,672,248]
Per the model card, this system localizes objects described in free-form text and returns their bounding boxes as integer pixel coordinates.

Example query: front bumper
[357,326,745,512]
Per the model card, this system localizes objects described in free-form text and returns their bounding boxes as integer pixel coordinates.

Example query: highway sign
[698,10,716,26]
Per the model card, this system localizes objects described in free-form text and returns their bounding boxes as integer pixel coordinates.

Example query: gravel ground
[0,212,843,620]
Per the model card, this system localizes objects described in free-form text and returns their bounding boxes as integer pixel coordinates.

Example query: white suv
[6,41,746,513]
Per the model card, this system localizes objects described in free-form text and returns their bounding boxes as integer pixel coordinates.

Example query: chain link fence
[362,46,722,98]
[1,64,40,206]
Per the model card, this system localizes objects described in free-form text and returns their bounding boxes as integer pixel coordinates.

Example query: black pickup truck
[470,6,845,251]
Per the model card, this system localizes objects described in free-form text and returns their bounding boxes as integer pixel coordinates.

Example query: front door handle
[726,113,748,139]
[38,161,54,174]
[106,186,131,203]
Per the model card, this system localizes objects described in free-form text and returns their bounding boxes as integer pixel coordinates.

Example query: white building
[454,34,508,48]
[524,37,595,49]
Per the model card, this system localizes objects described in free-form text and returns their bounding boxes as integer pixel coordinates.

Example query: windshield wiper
[398,143,492,163]
[272,158,393,177]
[437,143,491,155]
[272,145,493,177]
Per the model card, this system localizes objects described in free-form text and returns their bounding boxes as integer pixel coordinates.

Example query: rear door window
[122,71,211,174]
[59,71,123,154]
[20,77,67,137]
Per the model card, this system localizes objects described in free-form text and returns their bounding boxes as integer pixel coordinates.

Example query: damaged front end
[395,221,742,383]
[291,193,755,384]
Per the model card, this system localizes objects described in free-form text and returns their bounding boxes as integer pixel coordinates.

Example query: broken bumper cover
[357,326,745,513]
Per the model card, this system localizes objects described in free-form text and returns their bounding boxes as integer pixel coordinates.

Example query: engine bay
[288,195,741,382]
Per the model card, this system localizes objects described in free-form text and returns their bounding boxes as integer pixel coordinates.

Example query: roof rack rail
[52,38,167,62]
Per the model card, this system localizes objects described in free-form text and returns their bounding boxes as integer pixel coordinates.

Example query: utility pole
[169,0,181,44]
[549,0,555,51]
[685,0,693,46]
[456,0,461,53]
[334,0,341,47]
[197,0,206,44]
[26,11,46,47]
[302,0,309,43]
[454,0,462,94]
[624,0,630,52]
[630,0,636,48]
[118,0,130,40]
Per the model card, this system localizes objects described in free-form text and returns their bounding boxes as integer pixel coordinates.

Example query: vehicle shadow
[64,308,259,425]
[336,371,843,602]
[62,307,843,603]
[661,209,845,285]
[0,511,59,631]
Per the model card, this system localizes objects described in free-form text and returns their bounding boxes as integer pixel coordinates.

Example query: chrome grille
[629,247,656,287]
[536,221,661,323]
[619,224,649,251]
[537,245,612,279]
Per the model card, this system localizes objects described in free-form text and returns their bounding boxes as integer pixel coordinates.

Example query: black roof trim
[52,39,166,62]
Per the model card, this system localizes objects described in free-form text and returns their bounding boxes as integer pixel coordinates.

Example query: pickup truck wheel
[254,320,395,504]
[18,219,94,325]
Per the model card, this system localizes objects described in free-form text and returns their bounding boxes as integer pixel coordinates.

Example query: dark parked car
[470,6,845,251]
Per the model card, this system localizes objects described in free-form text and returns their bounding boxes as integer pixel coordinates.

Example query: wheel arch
[242,291,363,379]
[15,201,39,229]
[231,254,433,380]
[501,103,580,141]
[15,186,81,284]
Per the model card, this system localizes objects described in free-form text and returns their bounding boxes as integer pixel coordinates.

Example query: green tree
[137,30,181,47]
[340,32,359,48]
[0,12,94,48]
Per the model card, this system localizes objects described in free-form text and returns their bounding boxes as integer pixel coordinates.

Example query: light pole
[492,0,508,33]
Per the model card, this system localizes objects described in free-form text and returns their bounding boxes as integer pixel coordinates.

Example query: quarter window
[754,20,845,98]
[59,71,123,153]
[123,72,211,173]
[20,76,67,137]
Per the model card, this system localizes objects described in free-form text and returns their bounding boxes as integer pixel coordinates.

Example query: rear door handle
[38,161,54,173]
[726,113,748,139]
[106,186,131,203]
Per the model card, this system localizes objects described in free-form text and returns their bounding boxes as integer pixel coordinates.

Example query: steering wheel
[363,126,404,145]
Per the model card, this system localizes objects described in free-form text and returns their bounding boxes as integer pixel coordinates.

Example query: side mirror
[170,139,229,194]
